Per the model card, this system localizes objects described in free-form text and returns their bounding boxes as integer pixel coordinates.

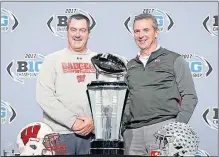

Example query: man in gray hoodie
[122,13,198,156]
[36,13,96,155]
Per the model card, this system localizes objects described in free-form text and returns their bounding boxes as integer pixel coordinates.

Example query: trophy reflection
[87,53,128,154]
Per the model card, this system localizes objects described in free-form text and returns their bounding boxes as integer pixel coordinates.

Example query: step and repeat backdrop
[1,1,218,156]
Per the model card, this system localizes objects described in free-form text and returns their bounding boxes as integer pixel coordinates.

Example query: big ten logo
[1,100,17,124]
[47,8,96,38]
[6,53,45,84]
[143,8,164,29]
[124,8,174,35]
[203,14,218,37]
[181,54,213,78]
[203,107,218,130]
[1,8,19,32]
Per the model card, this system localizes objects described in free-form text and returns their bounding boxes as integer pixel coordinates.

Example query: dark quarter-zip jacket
[122,47,198,129]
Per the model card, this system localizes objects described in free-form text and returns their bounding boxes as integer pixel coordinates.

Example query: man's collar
[137,45,161,57]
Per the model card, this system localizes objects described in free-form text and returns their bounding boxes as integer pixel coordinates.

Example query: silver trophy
[87,53,128,154]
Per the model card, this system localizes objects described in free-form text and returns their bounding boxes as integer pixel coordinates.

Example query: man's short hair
[67,14,91,32]
[133,13,159,30]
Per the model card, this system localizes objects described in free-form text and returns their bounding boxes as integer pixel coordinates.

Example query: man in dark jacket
[122,13,198,156]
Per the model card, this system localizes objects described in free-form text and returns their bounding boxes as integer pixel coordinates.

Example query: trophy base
[90,140,124,155]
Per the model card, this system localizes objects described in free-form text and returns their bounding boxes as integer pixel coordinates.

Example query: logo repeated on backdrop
[202,107,218,130]
[181,54,213,78]
[203,14,218,37]
[1,100,17,124]
[124,8,174,34]
[1,8,19,32]
[6,53,45,84]
[47,8,96,38]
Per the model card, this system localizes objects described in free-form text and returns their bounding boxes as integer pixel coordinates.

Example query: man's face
[133,18,159,51]
[67,18,89,52]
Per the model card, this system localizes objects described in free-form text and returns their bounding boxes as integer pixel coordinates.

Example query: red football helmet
[17,122,66,155]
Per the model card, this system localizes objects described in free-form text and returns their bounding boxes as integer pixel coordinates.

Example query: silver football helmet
[151,121,199,156]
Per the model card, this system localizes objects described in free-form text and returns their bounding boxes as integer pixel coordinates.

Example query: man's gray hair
[133,13,159,30]
[67,14,90,32]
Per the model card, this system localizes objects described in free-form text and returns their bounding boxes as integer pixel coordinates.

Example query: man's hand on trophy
[72,116,94,136]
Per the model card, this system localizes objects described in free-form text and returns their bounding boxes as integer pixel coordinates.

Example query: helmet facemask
[42,133,66,155]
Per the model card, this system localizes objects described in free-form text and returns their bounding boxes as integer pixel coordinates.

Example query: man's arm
[174,56,198,123]
[36,56,77,130]
[121,73,132,134]
[122,93,131,125]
